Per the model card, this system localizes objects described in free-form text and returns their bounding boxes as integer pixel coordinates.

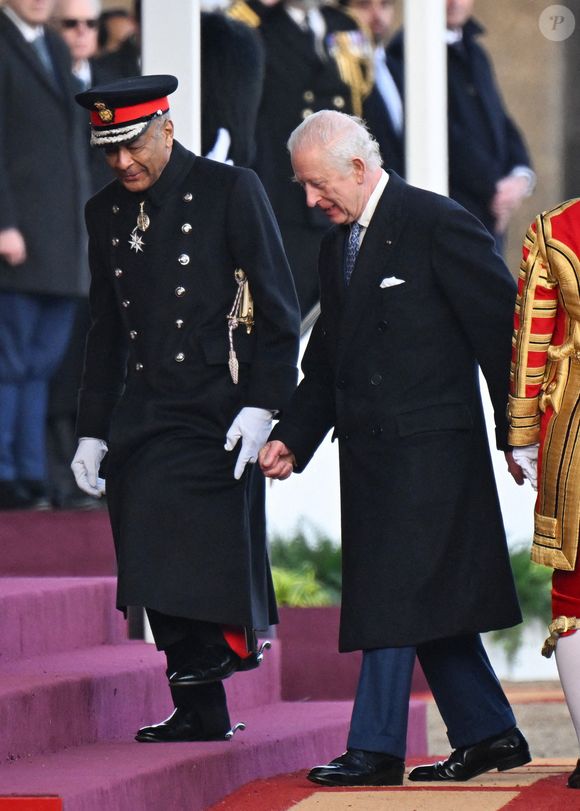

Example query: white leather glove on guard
[225,407,274,480]
[71,437,108,497]
[512,443,539,491]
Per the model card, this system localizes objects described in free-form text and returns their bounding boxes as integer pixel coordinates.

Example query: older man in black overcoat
[0,0,91,509]
[71,75,300,743]
[261,110,530,786]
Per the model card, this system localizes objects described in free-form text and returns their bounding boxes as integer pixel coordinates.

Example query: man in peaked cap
[72,74,300,742]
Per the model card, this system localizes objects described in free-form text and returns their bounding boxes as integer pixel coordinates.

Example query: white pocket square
[380,276,405,288]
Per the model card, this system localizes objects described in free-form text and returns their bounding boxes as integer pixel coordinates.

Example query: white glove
[204,127,233,165]
[225,407,274,480]
[71,437,108,497]
[512,443,539,491]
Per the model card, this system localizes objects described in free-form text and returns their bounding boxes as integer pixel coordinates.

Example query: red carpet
[208,760,580,810]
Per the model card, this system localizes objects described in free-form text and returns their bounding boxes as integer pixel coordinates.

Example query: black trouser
[146,608,231,736]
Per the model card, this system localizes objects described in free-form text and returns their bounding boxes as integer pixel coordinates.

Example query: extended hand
[491,175,529,234]
[0,228,27,265]
[511,444,539,490]
[259,440,296,480]
[225,407,274,480]
[71,437,107,497]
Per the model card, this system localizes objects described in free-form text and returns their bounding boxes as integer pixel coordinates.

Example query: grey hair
[287,110,383,173]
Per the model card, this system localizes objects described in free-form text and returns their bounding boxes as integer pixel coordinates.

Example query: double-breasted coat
[77,142,300,629]
[271,172,522,652]
[0,11,90,297]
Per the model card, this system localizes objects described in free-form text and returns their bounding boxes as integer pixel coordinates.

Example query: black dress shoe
[135,708,230,742]
[307,748,405,787]
[568,758,580,788]
[0,481,34,510]
[168,645,241,686]
[408,726,531,782]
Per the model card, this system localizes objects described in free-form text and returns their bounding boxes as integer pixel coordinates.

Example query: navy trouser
[0,292,76,481]
[347,633,516,759]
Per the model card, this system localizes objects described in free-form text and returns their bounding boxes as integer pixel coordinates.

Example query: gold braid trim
[541,615,580,658]
[227,1,261,28]
[330,31,373,118]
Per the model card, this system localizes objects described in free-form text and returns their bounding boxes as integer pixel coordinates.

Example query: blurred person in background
[0,0,90,509]
[94,3,139,77]
[229,0,374,318]
[47,0,117,509]
[96,5,135,54]
[389,0,534,253]
[338,0,403,177]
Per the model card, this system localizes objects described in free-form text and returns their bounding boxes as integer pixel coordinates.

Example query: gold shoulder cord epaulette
[227,1,261,28]
[541,615,580,658]
[329,30,374,118]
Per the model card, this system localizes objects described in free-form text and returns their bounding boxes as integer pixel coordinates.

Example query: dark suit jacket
[0,11,90,296]
[78,142,300,628]
[389,19,531,236]
[271,171,521,651]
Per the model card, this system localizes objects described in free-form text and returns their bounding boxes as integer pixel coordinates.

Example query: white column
[403,0,448,195]
[141,0,201,153]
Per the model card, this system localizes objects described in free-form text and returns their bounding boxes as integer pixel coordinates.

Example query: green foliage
[490,544,553,664]
[271,565,334,607]
[269,525,342,606]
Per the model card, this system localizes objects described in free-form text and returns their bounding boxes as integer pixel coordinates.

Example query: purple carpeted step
[0,699,426,811]
[0,577,126,664]
[0,511,116,576]
[0,640,282,761]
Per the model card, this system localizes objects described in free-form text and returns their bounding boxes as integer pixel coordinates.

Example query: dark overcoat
[77,142,300,630]
[388,19,531,236]
[0,12,90,296]
[271,172,522,652]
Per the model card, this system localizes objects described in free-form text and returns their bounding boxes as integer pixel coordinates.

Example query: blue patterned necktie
[344,221,362,286]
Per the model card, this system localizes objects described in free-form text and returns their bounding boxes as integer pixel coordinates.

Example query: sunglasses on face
[61,18,99,30]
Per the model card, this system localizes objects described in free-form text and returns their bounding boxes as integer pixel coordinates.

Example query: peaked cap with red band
[75,74,178,147]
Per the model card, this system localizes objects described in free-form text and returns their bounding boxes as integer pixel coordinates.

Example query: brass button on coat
[183,192,193,202]
[370,373,383,386]
[112,204,119,214]
[175,319,184,329]
[303,90,314,102]
[135,362,143,371]
[178,254,190,266]
[129,330,137,340]
[181,223,192,234]
[122,299,130,308]
[333,95,345,109]
[175,286,186,297]
[112,237,119,246]
[175,352,185,363]
[114,268,123,277]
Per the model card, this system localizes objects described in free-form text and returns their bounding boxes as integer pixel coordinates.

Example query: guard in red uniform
[509,198,580,789]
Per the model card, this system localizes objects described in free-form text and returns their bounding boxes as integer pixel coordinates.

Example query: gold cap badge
[94,101,114,123]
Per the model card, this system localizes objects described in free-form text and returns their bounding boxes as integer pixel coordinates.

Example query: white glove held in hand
[71,437,108,497]
[512,443,539,491]
[225,407,274,480]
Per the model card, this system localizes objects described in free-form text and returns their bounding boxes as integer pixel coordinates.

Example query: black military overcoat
[271,172,522,651]
[77,143,300,629]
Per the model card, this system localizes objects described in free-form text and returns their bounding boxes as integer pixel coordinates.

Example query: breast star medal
[129,201,150,253]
